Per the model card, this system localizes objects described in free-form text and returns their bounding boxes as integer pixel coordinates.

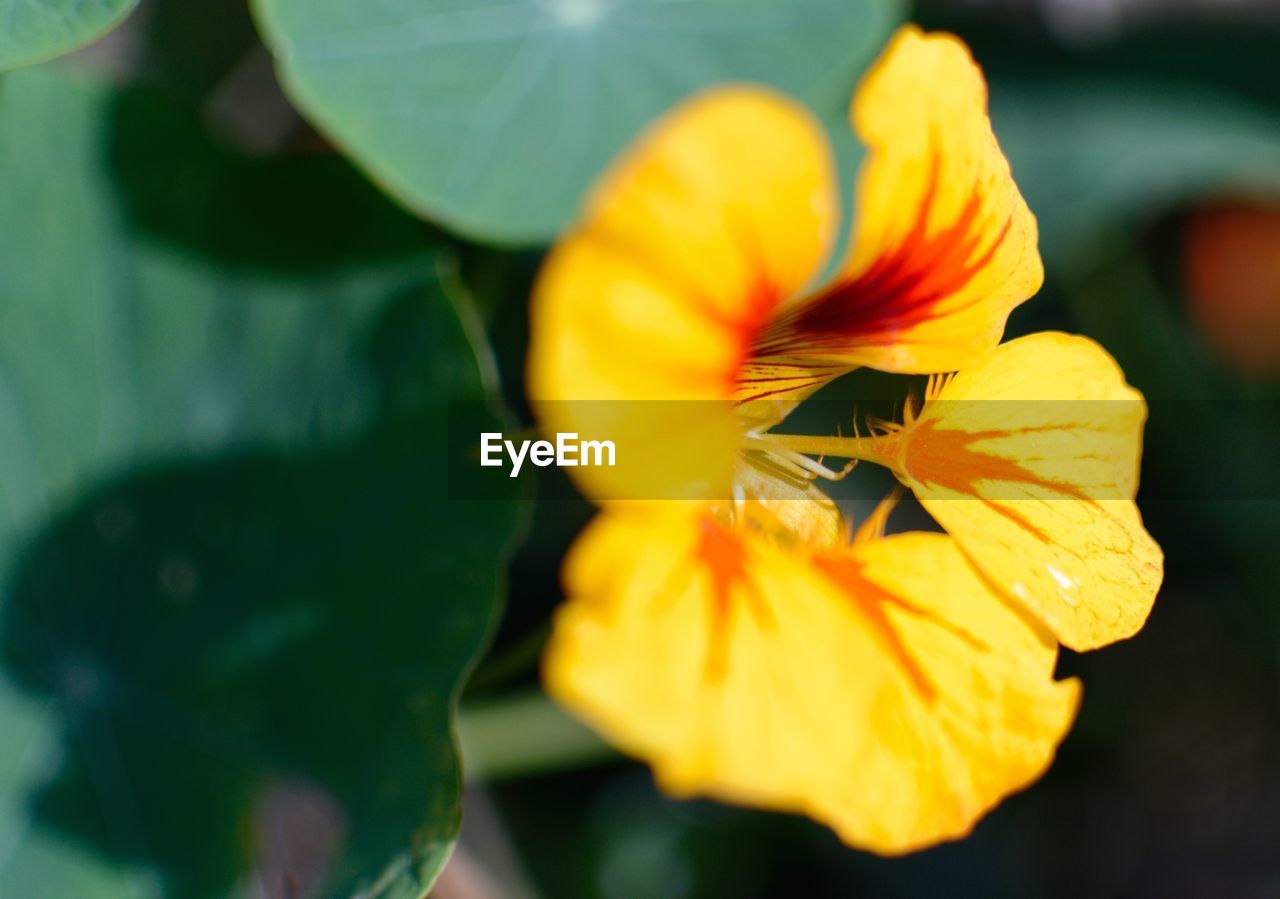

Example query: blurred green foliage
[0,0,138,71]
[0,68,522,896]
[993,80,1280,269]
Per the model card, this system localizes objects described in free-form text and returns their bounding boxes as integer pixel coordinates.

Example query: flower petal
[544,509,1078,853]
[812,532,1079,852]
[528,86,839,499]
[880,332,1164,651]
[754,26,1042,374]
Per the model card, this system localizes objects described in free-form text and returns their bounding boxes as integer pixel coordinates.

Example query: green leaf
[0,68,522,898]
[251,0,902,244]
[0,0,138,71]
[992,79,1280,266]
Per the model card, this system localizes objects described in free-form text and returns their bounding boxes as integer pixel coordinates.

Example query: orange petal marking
[811,555,941,701]
[689,518,774,681]
[897,418,1095,541]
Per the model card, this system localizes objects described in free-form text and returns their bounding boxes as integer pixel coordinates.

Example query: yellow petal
[528,87,839,501]
[754,26,1042,374]
[879,331,1164,651]
[811,533,1079,852]
[544,509,1078,854]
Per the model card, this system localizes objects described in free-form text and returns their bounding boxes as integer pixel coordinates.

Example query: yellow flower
[526,25,1162,852]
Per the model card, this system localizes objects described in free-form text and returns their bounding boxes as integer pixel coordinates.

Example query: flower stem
[458,691,615,782]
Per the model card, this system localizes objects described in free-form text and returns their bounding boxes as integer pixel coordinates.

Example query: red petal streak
[755,149,1010,358]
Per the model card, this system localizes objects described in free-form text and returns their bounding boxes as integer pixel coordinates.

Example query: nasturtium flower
[527,25,1162,852]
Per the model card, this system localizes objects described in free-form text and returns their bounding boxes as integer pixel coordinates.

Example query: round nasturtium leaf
[0,68,523,898]
[0,0,138,71]
[252,0,902,244]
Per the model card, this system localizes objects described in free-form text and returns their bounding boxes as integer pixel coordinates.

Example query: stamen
[741,436,859,481]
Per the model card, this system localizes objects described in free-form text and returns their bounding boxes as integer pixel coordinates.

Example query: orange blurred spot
[1185,200,1280,378]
